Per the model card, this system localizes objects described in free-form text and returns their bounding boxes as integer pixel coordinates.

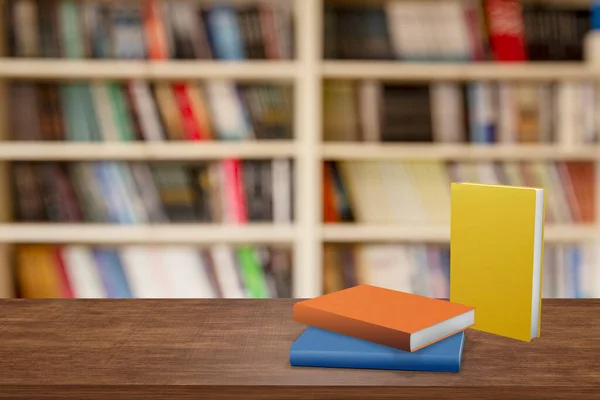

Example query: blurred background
[0,0,598,300]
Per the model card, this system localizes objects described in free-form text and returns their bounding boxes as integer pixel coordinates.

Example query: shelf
[0,143,596,161]
[6,60,595,82]
[0,59,298,80]
[149,61,298,81]
[0,142,297,160]
[0,224,296,244]
[321,224,598,243]
[321,143,600,161]
[322,62,599,81]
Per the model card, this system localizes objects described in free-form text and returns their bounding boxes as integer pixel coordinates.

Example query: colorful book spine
[484,0,527,61]
[93,248,133,298]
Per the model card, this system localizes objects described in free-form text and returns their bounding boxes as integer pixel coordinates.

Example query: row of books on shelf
[324,80,600,144]
[7,0,293,60]
[324,243,598,300]
[325,0,589,61]
[12,160,293,224]
[11,81,293,142]
[16,244,292,298]
[323,161,595,225]
[15,242,595,299]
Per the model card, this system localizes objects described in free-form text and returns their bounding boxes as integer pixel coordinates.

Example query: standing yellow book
[450,182,545,342]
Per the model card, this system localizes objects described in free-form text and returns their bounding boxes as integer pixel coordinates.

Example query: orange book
[322,163,339,223]
[566,162,595,223]
[143,0,169,60]
[293,284,475,352]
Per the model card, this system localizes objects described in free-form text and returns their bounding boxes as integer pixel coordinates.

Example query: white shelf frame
[322,61,600,81]
[321,143,600,161]
[0,142,297,160]
[0,224,296,244]
[0,59,299,81]
[0,0,598,299]
[321,224,599,243]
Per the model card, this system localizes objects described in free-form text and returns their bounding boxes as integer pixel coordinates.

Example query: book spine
[172,83,202,141]
[143,0,169,59]
[484,0,527,61]
[236,246,269,298]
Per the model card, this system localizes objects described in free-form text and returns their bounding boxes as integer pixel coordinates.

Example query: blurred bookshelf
[0,0,598,300]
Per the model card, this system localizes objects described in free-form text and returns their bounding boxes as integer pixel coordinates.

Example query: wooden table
[0,299,598,399]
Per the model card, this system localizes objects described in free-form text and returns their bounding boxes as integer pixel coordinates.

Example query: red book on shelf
[322,163,339,223]
[172,83,203,141]
[223,159,248,223]
[484,0,527,61]
[54,247,74,298]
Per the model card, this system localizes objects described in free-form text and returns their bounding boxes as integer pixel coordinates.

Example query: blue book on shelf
[94,248,133,298]
[205,5,246,60]
[568,245,582,299]
[290,327,465,372]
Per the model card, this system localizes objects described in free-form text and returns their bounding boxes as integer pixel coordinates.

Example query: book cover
[450,182,545,341]
[205,5,246,60]
[293,284,474,352]
[172,83,202,141]
[484,0,527,61]
[108,84,136,141]
[120,246,165,298]
[93,248,133,298]
[143,0,169,59]
[128,81,166,141]
[594,0,600,30]
[62,246,106,298]
[185,84,213,140]
[290,327,465,372]
[237,246,270,298]
[54,246,74,298]
[210,244,247,298]
[160,246,218,298]
[16,245,64,298]
[59,0,85,58]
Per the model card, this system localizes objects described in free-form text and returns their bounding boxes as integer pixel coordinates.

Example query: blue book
[467,83,495,144]
[593,0,600,30]
[93,162,126,223]
[93,248,133,298]
[290,327,465,372]
[205,6,246,60]
[568,246,581,298]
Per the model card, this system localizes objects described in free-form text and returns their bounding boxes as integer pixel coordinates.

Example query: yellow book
[17,245,62,298]
[450,182,545,342]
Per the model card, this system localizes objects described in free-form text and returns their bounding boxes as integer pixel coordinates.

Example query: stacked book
[324,80,599,145]
[292,182,547,372]
[8,0,293,60]
[10,81,293,142]
[16,244,292,298]
[291,284,473,372]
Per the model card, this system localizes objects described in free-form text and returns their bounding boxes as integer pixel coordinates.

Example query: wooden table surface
[0,299,598,399]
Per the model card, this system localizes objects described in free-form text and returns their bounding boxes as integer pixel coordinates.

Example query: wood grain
[0,299,598,399]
